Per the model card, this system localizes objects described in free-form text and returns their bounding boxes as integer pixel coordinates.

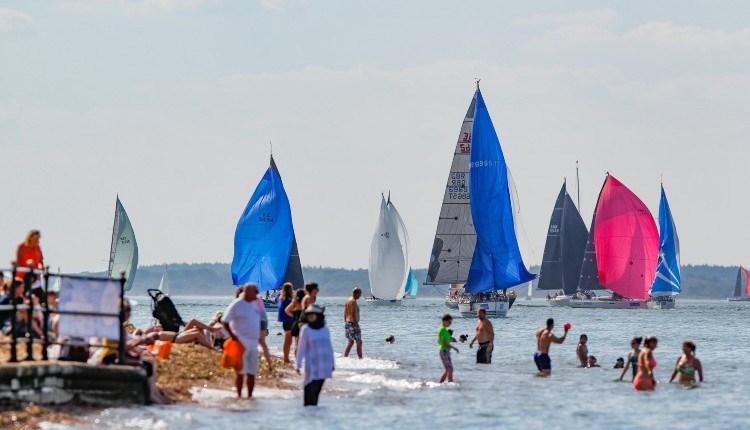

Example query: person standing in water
[619,337,642,382]
[534,318,569,376]
[222,283,263,398]
[438,314,459,383]
[278,283,295,364]
[296,304,334,406]
[576,334,589,367]
[299,282,319,327]
[285,289,306,356]
[469,308,494,364]
[669,341,703,385]
[343,287,363,359]
[634,336,658,391]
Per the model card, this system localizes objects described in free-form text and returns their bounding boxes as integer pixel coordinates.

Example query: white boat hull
[568,298,648,309]
[728,297,750,302]
[647,298,675,309]
[548,296,571,307]
[367,298,402,305]
[458,300,509,317]
[445,299,459,309]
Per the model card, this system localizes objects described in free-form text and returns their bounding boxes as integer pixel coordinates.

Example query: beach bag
[147,340,173,359]
[221,338,244,372]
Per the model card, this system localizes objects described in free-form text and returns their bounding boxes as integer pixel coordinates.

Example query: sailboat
[569,175,658,309]
[537,181,588,307]
[425,87,476,311]
[108,196,139,291]
[728,267,750,301]
[647,185,681,309]
[403,269,419,299]
[447,85,534,317]
[231,155,304,310]
[158,265,170,296]
[368,194,409,305]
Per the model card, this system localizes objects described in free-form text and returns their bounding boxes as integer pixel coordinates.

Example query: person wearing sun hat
[296,304,335,406]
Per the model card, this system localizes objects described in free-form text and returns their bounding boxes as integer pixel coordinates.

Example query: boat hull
[647,298,676,309]
[458,300,509,317]
[367,298,402,305]
[263,299,279,311]
[728,297,750,302]
[568,298,648,309]
[444,299,459,309]
[548,296,571,307]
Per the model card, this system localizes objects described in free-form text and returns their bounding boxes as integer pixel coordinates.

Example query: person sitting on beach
[296,304,334,406]
[222,283,263,398]
[586,356,601,368]
[576,334,589,367]
[614,357,625,369]
[534,318,568,376]
[438,314,459,383]
[669,341,703,385]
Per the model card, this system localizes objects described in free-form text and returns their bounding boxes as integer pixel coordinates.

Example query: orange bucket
[147,340,173,359]
[220,338,244,371]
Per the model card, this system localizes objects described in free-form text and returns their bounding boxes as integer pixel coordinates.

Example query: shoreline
[0,344,295,429]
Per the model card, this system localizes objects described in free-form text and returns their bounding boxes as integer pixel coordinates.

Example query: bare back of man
[534,319,568,376]
[344,288,363,359]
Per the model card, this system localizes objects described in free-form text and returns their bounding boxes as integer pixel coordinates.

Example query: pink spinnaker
[593,176,659,300]
[743,268,750,296]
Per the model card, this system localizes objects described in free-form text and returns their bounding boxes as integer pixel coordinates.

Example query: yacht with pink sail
[728,267,750,302]
[568,174,659,309]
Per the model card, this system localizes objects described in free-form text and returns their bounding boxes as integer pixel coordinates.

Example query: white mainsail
[425,94,477,285]
[158,265,169,295]
[388,198,411,299]
[108,197,139,291]
[369,195,407,300]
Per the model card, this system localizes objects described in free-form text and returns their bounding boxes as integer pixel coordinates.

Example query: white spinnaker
[369,196,407,300]
[108,197,139,291]
[388,200,410,299]
[158,265,169,295]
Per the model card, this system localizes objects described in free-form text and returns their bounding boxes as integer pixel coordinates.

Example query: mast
[576,160,581,210]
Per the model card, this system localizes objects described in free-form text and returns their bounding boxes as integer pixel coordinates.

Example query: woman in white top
[296,304,334,406]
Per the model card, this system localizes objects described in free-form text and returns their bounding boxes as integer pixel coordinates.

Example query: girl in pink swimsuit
[634,336,658,391]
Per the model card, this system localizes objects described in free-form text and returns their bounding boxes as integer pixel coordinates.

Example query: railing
[0,263,126,364]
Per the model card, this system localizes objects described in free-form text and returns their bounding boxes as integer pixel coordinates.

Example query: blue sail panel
[231,161,294,292]
[405,268,419,297]
[649,186,681,296]
[465,89,536,293]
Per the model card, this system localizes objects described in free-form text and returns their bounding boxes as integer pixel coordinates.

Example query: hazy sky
[1,1,749,273]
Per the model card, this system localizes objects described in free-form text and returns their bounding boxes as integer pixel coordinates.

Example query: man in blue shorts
[534,318,568,376]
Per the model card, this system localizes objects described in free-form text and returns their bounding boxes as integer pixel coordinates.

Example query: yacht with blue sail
[647,185,681,309]
[231,155,304,310]
[424,83,534,317]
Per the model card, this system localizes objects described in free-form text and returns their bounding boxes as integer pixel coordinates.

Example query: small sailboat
[403,269,419,299]
[231,155,304,309]
[537,181,588,307]
[569,175,658,309]
[158,265,170,296]
[524,281,533,300]
[728,267,750,301]
[368,194,409,305]
[108,196,139,291]
[457,85,535,317]
[647,185,680,309]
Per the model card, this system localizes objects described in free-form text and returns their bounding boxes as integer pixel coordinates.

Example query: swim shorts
[241,342,259,375]
[260,320,268,331]
[440,349,453,370]
[477,342,492,364]
[282,321,293,331]
[345,322,361,341]
[534,352,551,371]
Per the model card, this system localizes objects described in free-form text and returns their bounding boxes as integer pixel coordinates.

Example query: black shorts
[282,321,293,331]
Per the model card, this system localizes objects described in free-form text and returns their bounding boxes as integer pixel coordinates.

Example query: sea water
[42,298,750,429]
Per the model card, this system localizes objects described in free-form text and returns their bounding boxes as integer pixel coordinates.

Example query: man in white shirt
[222,283,262,398]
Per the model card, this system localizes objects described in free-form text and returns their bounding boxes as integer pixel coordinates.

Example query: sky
[1,1,749,273]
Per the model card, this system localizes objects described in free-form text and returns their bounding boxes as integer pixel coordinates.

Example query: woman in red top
[16,230,44,279]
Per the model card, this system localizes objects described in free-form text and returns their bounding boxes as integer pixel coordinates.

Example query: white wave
[341,373,424,390]
[334,354,398,370]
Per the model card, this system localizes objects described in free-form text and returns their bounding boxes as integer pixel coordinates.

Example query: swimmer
[633,336,658,391]
[534,318,569,376]
[669,341,703,385]
[385,335,395,344]
[619,337,642,382]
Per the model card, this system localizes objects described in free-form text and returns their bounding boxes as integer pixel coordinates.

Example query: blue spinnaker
[231,157,294,292]
[465,89,536,293]
[405,268,419,297]
[649,186,681,296]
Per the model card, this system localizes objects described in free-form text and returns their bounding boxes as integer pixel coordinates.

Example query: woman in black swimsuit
[286,289,306,356]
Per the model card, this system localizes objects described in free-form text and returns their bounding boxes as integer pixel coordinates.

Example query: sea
[42,298,750,430]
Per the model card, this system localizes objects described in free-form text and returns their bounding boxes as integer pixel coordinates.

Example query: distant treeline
[88,263,739,299]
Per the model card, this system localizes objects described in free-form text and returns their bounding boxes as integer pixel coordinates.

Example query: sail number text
[447,172,469,200]
[259,212,274,222]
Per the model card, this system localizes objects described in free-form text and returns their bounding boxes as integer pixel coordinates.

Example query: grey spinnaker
[425,94,477,285]
[108,197,138,291]
[577,177,607,291]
